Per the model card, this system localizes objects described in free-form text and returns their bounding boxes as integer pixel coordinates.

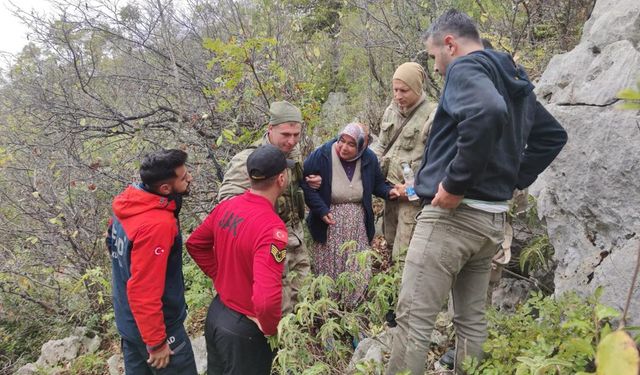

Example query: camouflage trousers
[281,221,311,314]
[382,199,422,262]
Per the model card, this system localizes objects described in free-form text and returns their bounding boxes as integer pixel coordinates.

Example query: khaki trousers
[383,200,422,261]
[386,205,505,375]
[281,221,311,314]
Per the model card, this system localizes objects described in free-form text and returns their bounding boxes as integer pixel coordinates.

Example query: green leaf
[616,102,640,110]
[616,88,640,100]
[595,304,620,321]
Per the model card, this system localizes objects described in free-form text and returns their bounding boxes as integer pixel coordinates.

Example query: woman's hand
[322,213,336,225]
[305,174,322,190]
[389,188,400,200]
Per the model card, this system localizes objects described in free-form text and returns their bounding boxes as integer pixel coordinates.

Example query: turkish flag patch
[270,244,286,263]
[273,228,288,243]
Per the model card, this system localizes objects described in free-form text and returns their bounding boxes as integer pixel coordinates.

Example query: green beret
[269,101,302,126]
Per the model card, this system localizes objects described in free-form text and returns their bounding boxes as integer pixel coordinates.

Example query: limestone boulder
[107,354,124,375]
[35,327,100,368]
[192,335,207,375]
[346,331,392,373]
[533,0,640,325]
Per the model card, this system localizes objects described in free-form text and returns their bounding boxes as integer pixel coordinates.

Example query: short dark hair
[250,174,279,191]
[423,9,480,45]
[140,149,188,188]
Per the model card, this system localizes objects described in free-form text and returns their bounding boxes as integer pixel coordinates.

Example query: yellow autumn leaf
[596,330,640,375]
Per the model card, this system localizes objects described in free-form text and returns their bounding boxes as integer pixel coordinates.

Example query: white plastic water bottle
[401,163,419,201]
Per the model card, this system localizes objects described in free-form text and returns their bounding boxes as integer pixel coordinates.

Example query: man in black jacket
[386,9,567,375]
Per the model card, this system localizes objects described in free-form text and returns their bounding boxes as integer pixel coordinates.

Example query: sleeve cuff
[441,177,467,196]
[146,341,168,353]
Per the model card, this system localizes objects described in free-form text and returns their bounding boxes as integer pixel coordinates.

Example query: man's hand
[147,343,172,369]
[431,182,463,209]
[322,213,336,225]
[306,174,322,190]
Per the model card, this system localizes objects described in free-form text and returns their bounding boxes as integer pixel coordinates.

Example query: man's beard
[179,183,191,197]
[168,183,191,199]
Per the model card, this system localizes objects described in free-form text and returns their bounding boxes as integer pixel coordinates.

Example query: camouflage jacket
[371,95,437,185]
[216,134,305,226]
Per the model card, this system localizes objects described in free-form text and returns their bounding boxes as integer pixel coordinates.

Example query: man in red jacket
[187,144,291,375]
[107,149,197,374]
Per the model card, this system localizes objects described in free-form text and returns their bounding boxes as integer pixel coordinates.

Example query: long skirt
[312,202,371,307]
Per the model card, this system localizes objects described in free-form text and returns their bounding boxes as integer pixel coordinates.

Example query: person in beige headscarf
[371,62,437,262]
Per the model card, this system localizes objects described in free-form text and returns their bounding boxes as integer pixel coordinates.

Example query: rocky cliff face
[534,0,640,324]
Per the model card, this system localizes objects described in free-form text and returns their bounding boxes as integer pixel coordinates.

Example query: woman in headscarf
[370,62,437,262]
[301,123,399,306]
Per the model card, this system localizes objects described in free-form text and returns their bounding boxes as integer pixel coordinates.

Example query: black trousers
[205,296,275,375]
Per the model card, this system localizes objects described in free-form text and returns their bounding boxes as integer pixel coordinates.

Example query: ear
[443,34,456,55]
[267,124,274,133]
[156,183,172,195]
[277,172,287,187]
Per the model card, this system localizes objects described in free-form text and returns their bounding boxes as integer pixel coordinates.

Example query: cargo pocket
[400,127,419,150]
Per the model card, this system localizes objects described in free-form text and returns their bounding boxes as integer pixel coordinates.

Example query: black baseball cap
[247,144,295,180]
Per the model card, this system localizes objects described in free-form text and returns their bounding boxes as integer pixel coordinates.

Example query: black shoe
[438,349,455,370]
[385,310,397,328]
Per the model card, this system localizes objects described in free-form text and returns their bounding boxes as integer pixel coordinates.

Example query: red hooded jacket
[107,184,187,347]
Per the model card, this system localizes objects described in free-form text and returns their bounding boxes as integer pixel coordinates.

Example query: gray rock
[346,331,392,373]
[491,279,532,313]
[581,0,640,46]
[76,327,101,355]
[107,354,124,375]
[533,103,640,324]
[191,335,207,375]
[533,0,640,326]
[14,363,39,375]
[33,327,101,368]
[537,41,640,106]
[35,334,82,367]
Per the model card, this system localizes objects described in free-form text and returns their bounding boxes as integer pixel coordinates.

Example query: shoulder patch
[270,244,286,263]
[273,228,288,243]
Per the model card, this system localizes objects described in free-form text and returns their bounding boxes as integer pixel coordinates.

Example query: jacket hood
[112,184,176,219]
[469,49,534,99]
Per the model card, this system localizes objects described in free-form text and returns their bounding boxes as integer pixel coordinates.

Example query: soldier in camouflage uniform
[217,101,312,314]
[371,62,437,261]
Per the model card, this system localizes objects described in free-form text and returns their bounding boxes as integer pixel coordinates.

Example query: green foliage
[272,249,402,374]
[464,288,626,374]
[519,235,553,274]
[0,318,65,367]
[617,80,640,110]
[183,254,215,311]
[69,353,108,375]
